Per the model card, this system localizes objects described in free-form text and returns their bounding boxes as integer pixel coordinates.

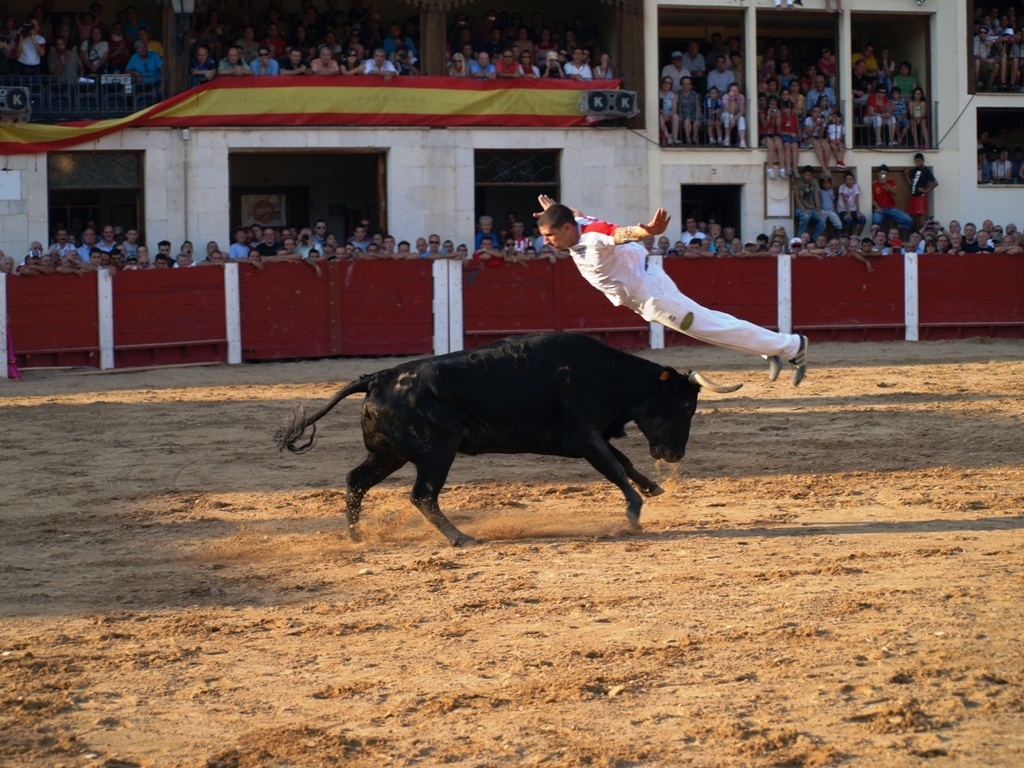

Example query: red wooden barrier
[462,259,647,349]
[112,268,227,367]
[8,273,99,368]
[239,262,333,360]
[551,259,649,348]
[661,258,779,347]
[6,254,1023,372]
[792,255,905,341]
[239,261,434,361]
[332,260,434,356]
[917,253,1024,339]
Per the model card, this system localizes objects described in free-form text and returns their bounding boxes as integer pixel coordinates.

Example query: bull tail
[275,376,371,454]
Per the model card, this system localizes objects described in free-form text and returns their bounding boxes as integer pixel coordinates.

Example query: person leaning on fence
[363,47,398,78]
[249,45,279,75]
[189,44,217,85]
[218,45,253,76]
[126,39,163,86]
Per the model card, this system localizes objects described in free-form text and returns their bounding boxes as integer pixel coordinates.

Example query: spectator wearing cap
[789,236,814,256]
[994,27,1016,89]
[541,50,565,79]
[250,45,280,75]
[125,38,164,86]
[661,50,690,92]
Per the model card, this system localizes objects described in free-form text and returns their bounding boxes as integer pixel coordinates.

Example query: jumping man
[534,195,808,385]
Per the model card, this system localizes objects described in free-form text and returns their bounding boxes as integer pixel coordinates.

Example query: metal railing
[850,99,938,150]
[0,75,167,123]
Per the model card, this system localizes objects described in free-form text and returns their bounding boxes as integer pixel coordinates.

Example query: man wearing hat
[126,38,164,87]
[994,27,1016,89]
[541,50,565,79]
[660,50,690,92]
[871,165,913,232]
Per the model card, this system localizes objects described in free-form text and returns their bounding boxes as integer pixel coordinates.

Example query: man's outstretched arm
[535,195,672,243]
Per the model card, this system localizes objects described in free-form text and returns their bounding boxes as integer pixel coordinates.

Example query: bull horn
[688,370,743,393]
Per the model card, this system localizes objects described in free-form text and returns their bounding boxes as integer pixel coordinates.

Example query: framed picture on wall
[240,194,287,227]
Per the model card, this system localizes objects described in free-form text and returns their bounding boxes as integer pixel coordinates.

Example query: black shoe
[767,355,783,382]
[789,335,808,386]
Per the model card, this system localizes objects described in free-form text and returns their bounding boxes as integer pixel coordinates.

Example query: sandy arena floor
[1,337,1023,768]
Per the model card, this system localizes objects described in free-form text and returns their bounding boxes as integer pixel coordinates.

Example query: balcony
[850,99,938,150]
[0,75,166,123]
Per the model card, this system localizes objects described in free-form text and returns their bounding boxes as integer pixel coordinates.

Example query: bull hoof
[346,526,363,542]
[625,511,642,530]
[642,485,665,497]
[450,534,480,547]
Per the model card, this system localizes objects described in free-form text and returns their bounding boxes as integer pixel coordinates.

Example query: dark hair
[536,204,575,229]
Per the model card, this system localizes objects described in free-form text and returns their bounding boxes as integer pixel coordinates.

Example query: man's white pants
[637,260,802,359]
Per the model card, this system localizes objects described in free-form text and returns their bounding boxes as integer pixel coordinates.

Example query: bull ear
[688,370,743,393]
[659,370,671,381]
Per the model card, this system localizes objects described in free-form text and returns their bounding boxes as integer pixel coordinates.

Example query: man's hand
[534,194,582,219]
[641,208,671,236]
[536,194,556,212]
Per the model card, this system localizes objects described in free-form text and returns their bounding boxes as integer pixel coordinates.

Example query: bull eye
[659,370,671,381]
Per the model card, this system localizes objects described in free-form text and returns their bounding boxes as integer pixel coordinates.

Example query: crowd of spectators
[643,212,1023,274]
[0,2,616,85]
[0,4,166,84]
[656,32,936,174]
[0,212,579,279]
[972,5,1023,92]
[3,197,1021,282]
[978,133,1024,183]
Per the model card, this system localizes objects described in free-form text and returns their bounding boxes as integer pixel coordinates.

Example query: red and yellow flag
[0,76,622,155]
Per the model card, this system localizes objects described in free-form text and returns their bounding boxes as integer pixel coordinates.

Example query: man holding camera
[393,45,419,76]
[16,19,45,76]
[871,164,913,234]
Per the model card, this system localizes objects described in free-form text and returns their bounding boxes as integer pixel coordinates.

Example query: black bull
[276,332,740,546]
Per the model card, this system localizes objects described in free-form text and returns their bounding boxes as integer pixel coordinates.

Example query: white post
[432,259,450,355]
[647,254,664,349]
[97,268,114,370]
[224,262,242,363]
[447,258,464,353]
[904,251,919,341]
[0,274,8,379]
[777,253,793,335]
